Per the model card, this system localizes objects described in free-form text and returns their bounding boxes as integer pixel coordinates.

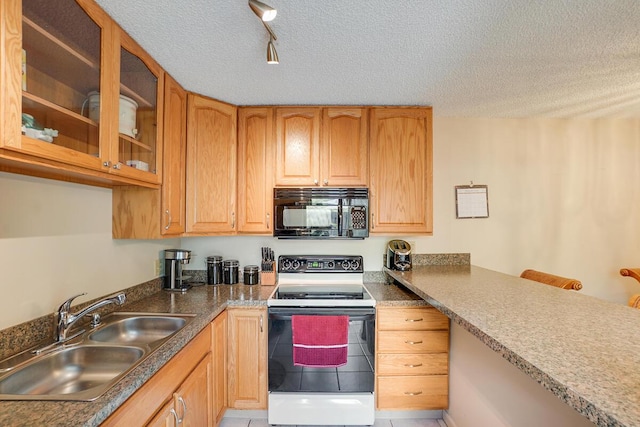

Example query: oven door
[268,306,375,425]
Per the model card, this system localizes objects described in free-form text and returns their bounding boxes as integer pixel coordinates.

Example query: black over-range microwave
[273,187,369,239]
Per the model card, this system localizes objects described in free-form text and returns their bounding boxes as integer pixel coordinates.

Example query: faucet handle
[58,292,87,313]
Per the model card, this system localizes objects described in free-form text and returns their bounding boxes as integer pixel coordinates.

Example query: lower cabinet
[102,325,212,426]
[375,306,449,410]
[212,310,228,425]
[147,355,212,427]
[227,307,268,409]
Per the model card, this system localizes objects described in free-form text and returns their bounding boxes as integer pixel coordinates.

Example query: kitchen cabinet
[375,306,449,410]
[112,73,187,238]
[369,107,433,234]
[102,325,212,426]
[237,107,274,234]
[212,310,228,425]
[0,0,163,187]
[186,93,237,235]
[275,107,368,187]
[147,355,212,427]
[321,107,368,186]
[227,307,268,409]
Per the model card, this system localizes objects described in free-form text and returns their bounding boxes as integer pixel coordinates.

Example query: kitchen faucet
[54,292,126,342]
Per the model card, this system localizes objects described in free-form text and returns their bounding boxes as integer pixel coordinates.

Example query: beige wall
[1,116,638,326]
[0,172,179,330]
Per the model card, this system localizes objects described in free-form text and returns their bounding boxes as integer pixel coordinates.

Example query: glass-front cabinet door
[9,0,109,170]
[111,31,163,184]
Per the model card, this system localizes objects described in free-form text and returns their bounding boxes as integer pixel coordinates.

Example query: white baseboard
[443,410,458,427]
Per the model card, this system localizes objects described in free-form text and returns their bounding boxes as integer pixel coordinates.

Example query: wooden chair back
[619,268,640,308]
[520,269,582,291]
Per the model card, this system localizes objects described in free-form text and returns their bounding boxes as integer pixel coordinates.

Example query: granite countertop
[0,278,416,427]
[385,265,640,427]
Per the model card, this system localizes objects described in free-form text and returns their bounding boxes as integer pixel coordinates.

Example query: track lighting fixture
[249,0,277,22]
[248,0,280,64]
[267,36,279,64]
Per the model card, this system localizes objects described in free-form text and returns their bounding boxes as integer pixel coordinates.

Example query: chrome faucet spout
[55,292,126,342]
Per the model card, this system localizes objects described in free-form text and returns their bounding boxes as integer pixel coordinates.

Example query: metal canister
[223,259,239,284]
[243,265,259,285]
[206,256,223,285]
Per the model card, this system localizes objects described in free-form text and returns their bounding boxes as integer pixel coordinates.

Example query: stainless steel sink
[88,313,192,345]
[0,312,196,401]
[0,345,144,400]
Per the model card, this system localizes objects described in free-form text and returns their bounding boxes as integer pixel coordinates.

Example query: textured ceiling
[94,0,640,118]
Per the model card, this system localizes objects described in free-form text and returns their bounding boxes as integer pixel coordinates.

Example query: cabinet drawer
[377,330,449,353]
[377,353,448,376]
[377,375,448,410]
[377,307,449,331]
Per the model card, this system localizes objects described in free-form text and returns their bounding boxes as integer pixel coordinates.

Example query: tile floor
[220,417,447,427]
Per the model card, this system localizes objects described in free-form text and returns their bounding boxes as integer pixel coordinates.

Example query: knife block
[260,262,276,286]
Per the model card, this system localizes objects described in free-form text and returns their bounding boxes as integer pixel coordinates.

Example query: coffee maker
[164,249,192,292]
[386,240,412,271]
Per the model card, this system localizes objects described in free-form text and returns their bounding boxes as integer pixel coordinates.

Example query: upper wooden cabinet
[0,0,162,187]
[275,107,368,187]
[160,74,187,235]
[275,107,320,186]
[237,107,274,234]
[321,107,368,187]
[369,107,433,234]
[186,93,237,235]
[112,73,186,239]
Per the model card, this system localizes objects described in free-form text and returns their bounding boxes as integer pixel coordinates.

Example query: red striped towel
[292,315,349,368]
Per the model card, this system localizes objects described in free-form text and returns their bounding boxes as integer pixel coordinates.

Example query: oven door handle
[268,307,375,319]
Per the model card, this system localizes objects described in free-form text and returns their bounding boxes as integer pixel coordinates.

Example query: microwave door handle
[338,199,343,236]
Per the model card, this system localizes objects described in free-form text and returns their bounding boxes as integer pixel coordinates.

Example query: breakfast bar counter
[385,265,640,427]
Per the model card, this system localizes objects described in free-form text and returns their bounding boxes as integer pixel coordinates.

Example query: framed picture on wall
[455,184,489,219]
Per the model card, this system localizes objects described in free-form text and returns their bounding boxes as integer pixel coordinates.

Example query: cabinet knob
[314,179,319,186]
[323,179,329,186]
[371,213,375,229]
[266,213,270,229]
[102,161,111,168]
[113,163,121,170]
[405,340,423,345]
[404,391,423,396]
[231,212,235,228]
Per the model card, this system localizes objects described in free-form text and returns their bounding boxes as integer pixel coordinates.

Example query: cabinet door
[369,107,433,234]
[227,307,267,409]
[146,399,178,427]
[238,107,274,234]
[110,29,164,184]
[212,311,228,425]
[161,74,187,235]
[321,107,368,187]
[275,107,320,186]
[186,94,237,234]
[1,0,110,172]
[176,355,212,427]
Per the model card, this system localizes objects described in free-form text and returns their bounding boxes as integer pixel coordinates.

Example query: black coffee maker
[164,249,192,292]
[386,240,412,271]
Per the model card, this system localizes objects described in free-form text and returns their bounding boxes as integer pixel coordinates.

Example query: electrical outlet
[154,259,162,276]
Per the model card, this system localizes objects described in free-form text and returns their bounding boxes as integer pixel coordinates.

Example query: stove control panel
[278,255,363,273]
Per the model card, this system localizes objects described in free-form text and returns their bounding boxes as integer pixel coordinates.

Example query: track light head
[249,0,277,22]
[267,38,279,64]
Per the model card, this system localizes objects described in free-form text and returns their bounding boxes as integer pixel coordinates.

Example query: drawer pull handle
[404,391,423,396]
[405,340,423,345]
[405,318,424,322]
[404,363,423,368]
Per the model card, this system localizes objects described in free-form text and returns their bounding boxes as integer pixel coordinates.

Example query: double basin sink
[0,312,195,401]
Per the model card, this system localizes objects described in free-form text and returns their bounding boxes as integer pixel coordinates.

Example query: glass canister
[206,256,223,285]
[223,259,239,284]
[243,265,259,285]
